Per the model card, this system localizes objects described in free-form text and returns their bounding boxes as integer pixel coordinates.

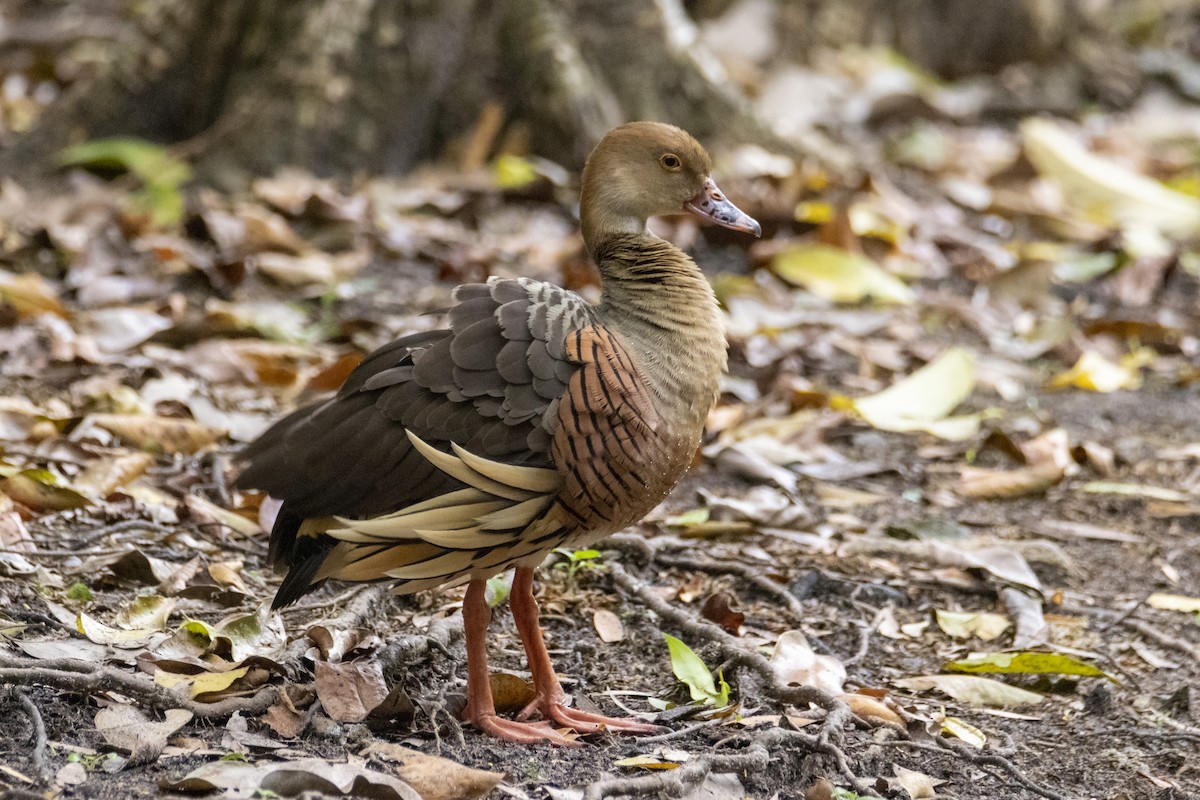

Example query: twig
[12,689,51,785]
[878,739,1073,800]
[650,551,810,624]
[75,519,175,549]
[1122,619,1200,662]
[635,717,724,743]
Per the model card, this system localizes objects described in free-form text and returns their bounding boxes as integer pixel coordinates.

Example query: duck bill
[685,178,761,237]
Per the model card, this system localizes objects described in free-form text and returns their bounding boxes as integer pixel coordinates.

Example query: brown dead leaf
[361,742,503,800]
[1,470,90,512]
[955,462,1064,499]
[262,700,306,739]
[306,351,364,394]
[314,659,389,723]
[208,560,248,593]
[161,758,421,799]
[839,693,903,726]
[700,592,745,635]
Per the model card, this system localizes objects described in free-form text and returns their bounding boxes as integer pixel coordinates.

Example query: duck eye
[659,153,682,171]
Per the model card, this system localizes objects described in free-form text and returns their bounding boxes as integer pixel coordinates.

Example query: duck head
[580,122,761,253]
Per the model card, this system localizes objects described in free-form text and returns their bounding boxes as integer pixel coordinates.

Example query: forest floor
[3,24,1200,800]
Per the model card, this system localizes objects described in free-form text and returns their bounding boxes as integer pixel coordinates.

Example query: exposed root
[879,739,1073,800]
[649,550,811,624]
[608,562,871,793]
[0,654,277,718]
[10,688,50,785]
[583,741,770,800]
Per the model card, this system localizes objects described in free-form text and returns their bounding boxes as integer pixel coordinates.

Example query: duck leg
[510,567,663,735]
[461,578,580,746]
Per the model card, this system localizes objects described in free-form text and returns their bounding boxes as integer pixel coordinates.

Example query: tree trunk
[0,0,1158,182]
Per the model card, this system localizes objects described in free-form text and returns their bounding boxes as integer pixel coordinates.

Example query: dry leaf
[592,608,625,643]
[84,414,223,454]
[489,672,536,713]
[770,630,845,695]
[94,706,192,765]
[360,742,503,800]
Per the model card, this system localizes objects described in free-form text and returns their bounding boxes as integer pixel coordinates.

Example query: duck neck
[591,232,727,423]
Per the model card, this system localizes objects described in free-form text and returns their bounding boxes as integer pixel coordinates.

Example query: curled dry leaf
[935,609,1011,641]
[84,413,223,455]
[844,348,982,441]
[700,592,745,636]
[73,451,155,498]
[0,270,67,318]
[839,693,902,726]
[1022,118,1200,239]
[770,630,845,695]
[489,672,536,713]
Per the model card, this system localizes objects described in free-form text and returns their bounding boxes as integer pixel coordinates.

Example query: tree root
[607,561,871,793]
[878,739,1073,800]
[0,654,278,718]
[584,742,770,800]
[10,688,51,785]
[605,538,1072,800]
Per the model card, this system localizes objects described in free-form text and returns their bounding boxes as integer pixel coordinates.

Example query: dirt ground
[2,358,1198,799]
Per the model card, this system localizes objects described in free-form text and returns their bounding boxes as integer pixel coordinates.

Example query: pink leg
[509,567,663,735]
[461,579,580,746]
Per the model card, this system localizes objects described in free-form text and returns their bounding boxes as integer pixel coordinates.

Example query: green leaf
[772,244,914,305]
[663,634,730,707]
[945,651,1114,682]
[59,137,191,227]
[485,572,513,608]
[65,582,93,602]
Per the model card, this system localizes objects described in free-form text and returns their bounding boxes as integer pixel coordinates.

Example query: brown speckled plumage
[236,122,759,744]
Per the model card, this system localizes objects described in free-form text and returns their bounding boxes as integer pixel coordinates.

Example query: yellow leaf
[491,155,539,190]
[941,716,986,748]
[1048,351,1141,393]
[935,610,1012,641]
[155,665,250,698]
[1022,119,1200,239]
[772,245,914,305]
[850,348,979,440]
